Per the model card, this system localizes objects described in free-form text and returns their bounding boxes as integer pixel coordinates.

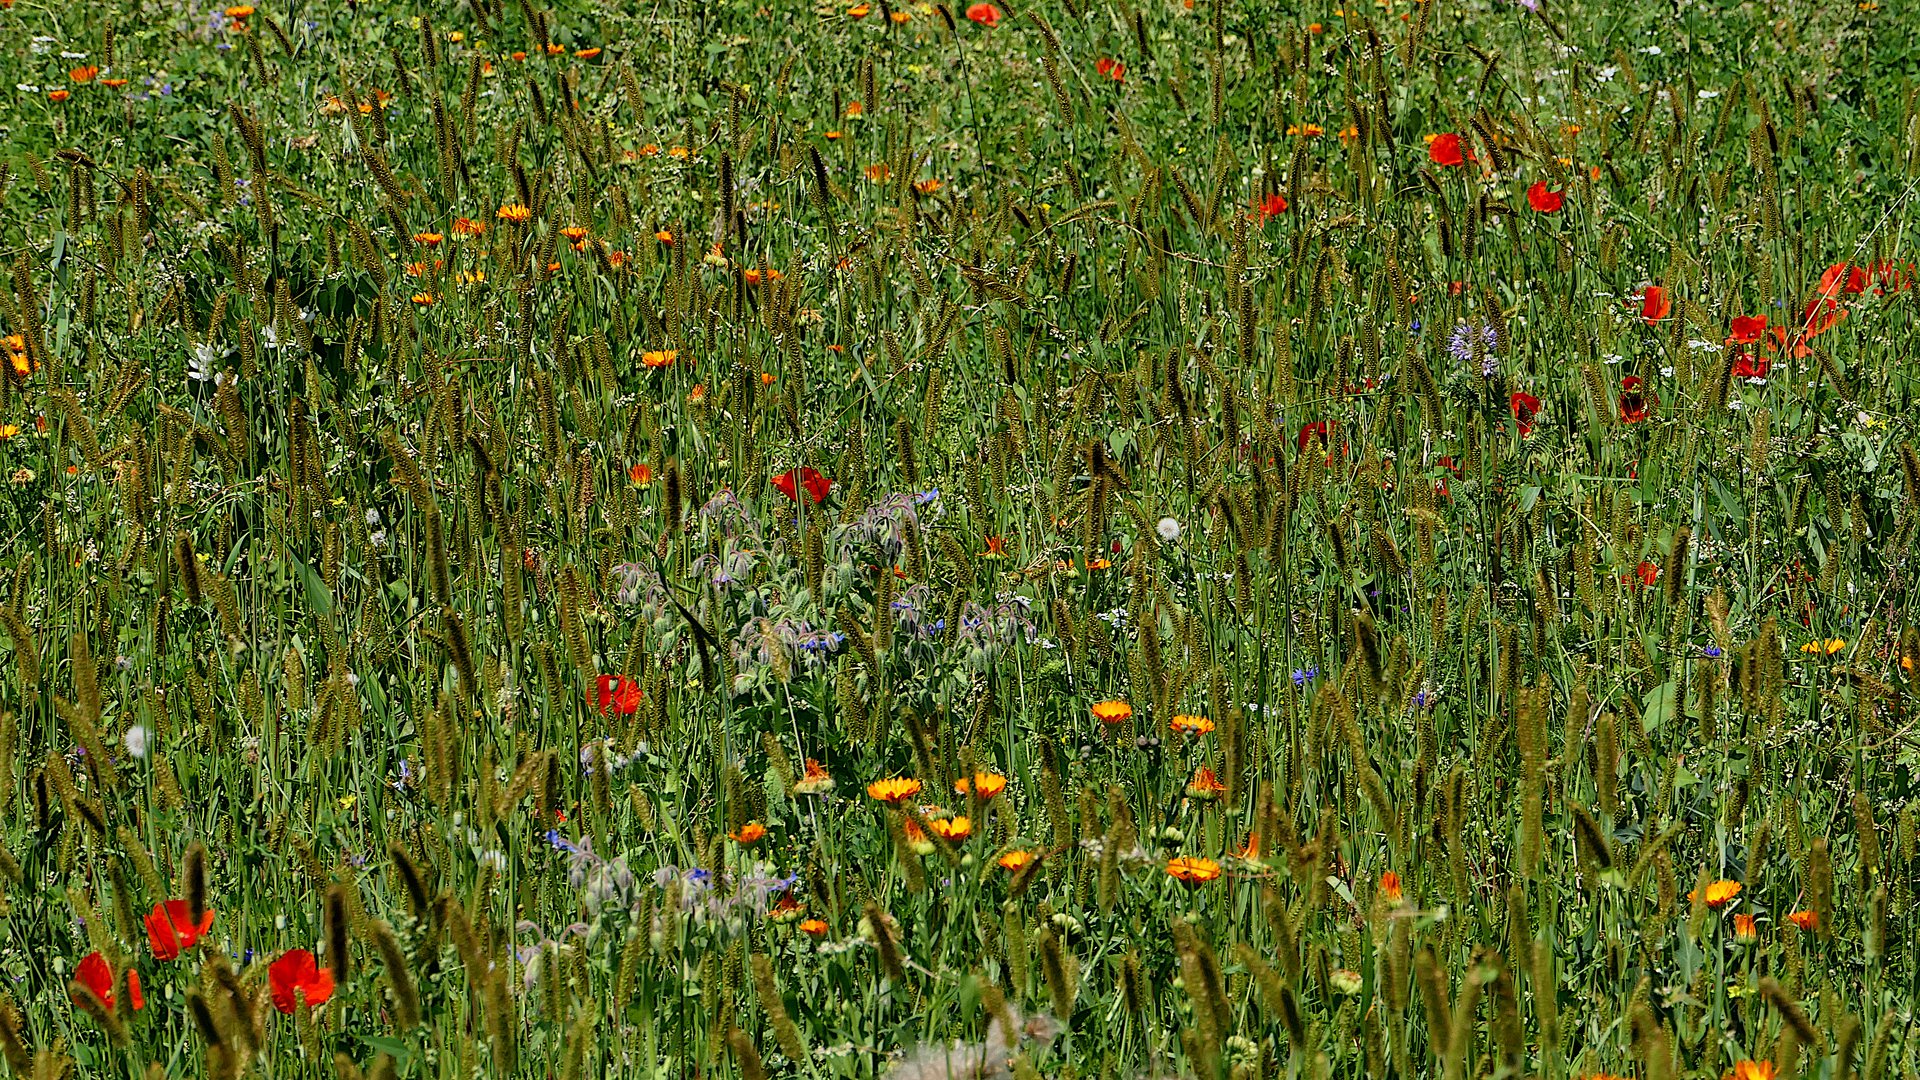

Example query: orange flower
[410,292,434,306]
[996,849,1038,872]
[864,163,891,184]
[1085,557,1112,571]
[1185,767,1226,800]
[954,772,1007,799]
[70,66,99,83]
[545,43,566,55]
[1380,870,1403,903]
[795,758,834,794]
[825,130,845,140]
[1169,714,1214,736]
[48,90,71,103]
[798,917,829,937]
[730,822,767,845]
[559,225,589,243]
[628,463,654,487]
[451,217,486,236]
[101,78,128,88]
[928,816,972,841]
[848,3,871,14]
[1732,914,1758,940]
[770,894,804,922]
[759,371,777,385]
[642,349,677,368]
[979,536,1008,559]
[890,10,911,21]
[1091,699,1133,725]
[412,231,444,245]
[1229,833,1261,862]
[1165,856,1222,884]
[575,47,602,59]
[1785,909,1818,931]
[668,146,691,159]
[1724,1062,1776,1080]
[913,179,944,196]
[225,4,254,15]
[867,777,923,804]
[655,229,674,244]
[497,203,532,223]
[845,101,865,116]
[1688,879,1742,909]
[688,384,707,405]
[742,268,784,286]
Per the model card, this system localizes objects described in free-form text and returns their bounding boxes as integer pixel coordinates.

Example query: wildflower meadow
[1,0,1918,1077]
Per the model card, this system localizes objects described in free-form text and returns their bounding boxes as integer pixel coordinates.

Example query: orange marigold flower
[628,462,654,487]
[848,3,872,15]
[1091,699,1133,725]
[70,66,99,83]
[1725,1062,1776,1080]
[224,4,254,16]
[1165,856,1222,884]
[1380,870,1403,903]
[769,894,804,922]
[576,47,602,59]
[655,229,674,244]
[1185,767,1226,800]
[410,293,434,306]
[559,225,589,242]
[1732,914,1758,940]
[1169,714,1214,736]
[451,217,486,236]
[927,816,972,841]
[729,822,767,844]
[996,849,1038,872]
[759,371,777,385]
[1229,833,1262,863]
[798,917,829,937]
[979,536,1008,559]
[412,231,444,245]
[642,349,677,368]
[867,777,923,804]
[825,130,845,140]
[863,163,891,184]
[101,78,128,87]
[954,772,1007,799]
[1688,879,1742,909]
[913,178,944,196]
[1785,909,1818,931]
[845,101,865,116]
[668,146,691,159]
[48,90,71,103]
[795,758,834,794]
[545,43,566,55]
[497,203,532,223]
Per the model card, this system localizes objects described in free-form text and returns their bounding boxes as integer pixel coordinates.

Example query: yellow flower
[1169,714,1214,736]
[1688,879,1742,909]
[1091,699,1132,725]
[927,816,971,841]
[866,777,923,804]
[496,203,532,223]
[996,849,1038,872]
[954,772,1007,799]
[1165,856,1222,884]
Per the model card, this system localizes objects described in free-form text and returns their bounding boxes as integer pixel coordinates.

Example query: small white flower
[365,507,381,527]
[124,725,150,759]
[1156,517,1182,542]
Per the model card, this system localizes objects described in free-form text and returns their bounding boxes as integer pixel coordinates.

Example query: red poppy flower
[268,949,336,1014]
[1428,133,1466,167]
[1253,192,1288,224]
[596,674,642,716]
[1617,376,1653,424]
[1509,391,1541,436]
[1730,346,1770,380]
[146,900,216,961]
[72,952,117,1010]
[1639,285,1671,323]
[1296,421,1329,453]
[1797,295,1845,337]
[1819,262,1868,297]
[1525,181,1564,213]
[1726,315,1766,345]
[1633,560,1658,588]
[1870,260,1912,293]
[964,2,999,25]
[1094,57,1125,82]
[773,466,833,505]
